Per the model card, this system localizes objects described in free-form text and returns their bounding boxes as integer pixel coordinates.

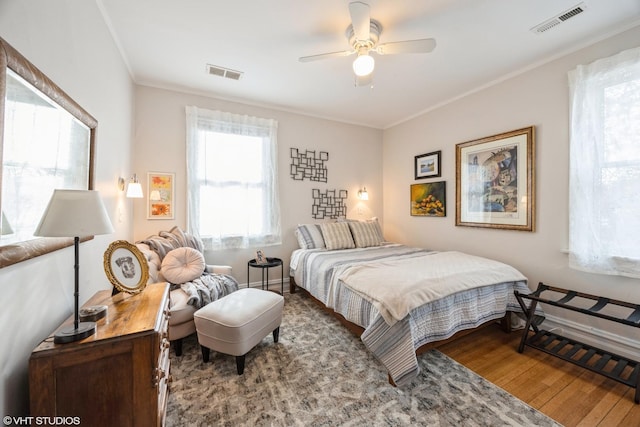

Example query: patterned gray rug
[166,292,560,426]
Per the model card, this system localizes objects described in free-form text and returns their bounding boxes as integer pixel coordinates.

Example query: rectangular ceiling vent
[530,3,587,34]
[206,64,243,81]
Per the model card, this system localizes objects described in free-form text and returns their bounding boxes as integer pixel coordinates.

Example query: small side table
[247,257,284,295]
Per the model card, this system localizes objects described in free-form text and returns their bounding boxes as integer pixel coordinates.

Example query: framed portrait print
[410,182,446,217]
[147,172,175,220]
[103,240,149,294]
[414,151,441,179]
[455,126,535,231]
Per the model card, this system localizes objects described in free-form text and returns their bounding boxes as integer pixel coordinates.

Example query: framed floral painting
[147,172,175,219]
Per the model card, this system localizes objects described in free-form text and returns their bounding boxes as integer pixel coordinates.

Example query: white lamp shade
[34,189,114,238]
[353,54,375,77]
[126,182,144,198]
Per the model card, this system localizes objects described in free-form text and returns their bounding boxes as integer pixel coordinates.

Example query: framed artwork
[410,182,446,217]
[255,250,266,264]
[147,172,175,220]
[414,151,441,179]
[103,240,149,294]
[455,126,535,231]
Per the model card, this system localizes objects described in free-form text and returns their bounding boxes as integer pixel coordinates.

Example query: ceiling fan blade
[355,73,373,87]
[375,38,437,55]
[299,50,354,63]
[348,1,371,42]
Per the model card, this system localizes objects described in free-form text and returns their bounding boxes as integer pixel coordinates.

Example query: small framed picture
[103,240,149,294]
[415,151,442,180]
[255,250,266,264]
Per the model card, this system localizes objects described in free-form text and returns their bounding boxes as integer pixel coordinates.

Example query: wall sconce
[125,174,143,198]
[358,187,369,201]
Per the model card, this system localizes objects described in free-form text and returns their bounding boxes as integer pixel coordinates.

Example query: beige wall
[132,85,383,278]
[383,25,640,356]
[0,0,135,416]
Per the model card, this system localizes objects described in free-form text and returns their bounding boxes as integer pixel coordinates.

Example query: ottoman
[193,288,284,374]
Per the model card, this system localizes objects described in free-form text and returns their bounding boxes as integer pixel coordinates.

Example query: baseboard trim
[541,313,640,361]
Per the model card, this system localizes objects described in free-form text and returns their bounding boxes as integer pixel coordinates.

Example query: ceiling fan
[299,1,436,86]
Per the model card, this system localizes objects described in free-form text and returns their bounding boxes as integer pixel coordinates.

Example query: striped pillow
[320,222,355,250]
[348,220,383,248]
[295,224,326,249]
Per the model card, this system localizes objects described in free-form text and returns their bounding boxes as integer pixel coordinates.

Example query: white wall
[132,85,383,281]
[0,0,135,416]
[383,25,640,357]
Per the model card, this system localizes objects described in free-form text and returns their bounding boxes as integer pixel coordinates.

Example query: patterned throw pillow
[348,220,383,248]
[295,224,326,249]
[320,222,355,250]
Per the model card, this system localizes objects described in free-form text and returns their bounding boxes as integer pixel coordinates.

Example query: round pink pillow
[161,247,205,284]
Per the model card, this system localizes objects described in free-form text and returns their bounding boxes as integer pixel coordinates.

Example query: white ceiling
[98,0,640,129]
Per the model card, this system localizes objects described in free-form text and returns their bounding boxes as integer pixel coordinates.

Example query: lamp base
[53,322,96,344]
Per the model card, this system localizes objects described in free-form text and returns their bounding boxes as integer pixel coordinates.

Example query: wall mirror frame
[0,37,97,268]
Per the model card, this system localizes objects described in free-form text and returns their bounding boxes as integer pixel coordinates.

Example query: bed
[290,221,543,386]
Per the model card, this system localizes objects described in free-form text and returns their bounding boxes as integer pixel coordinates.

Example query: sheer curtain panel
[185,106,281,250]
[568,46,640,278]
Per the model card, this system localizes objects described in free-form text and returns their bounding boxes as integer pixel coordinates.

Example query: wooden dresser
[29,282,171,427]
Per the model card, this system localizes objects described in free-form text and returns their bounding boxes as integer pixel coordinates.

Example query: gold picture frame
[103,240,149,294]
[456,126,535,231]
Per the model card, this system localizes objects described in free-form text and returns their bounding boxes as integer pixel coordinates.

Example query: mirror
[0,37,97,268]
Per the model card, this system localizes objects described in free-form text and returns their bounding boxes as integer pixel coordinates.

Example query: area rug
[166,292,561,426]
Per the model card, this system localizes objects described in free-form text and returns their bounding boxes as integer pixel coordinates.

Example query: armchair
[136,226,235,356]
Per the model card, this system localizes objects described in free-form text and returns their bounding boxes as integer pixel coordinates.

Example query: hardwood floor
[437,324,640,426]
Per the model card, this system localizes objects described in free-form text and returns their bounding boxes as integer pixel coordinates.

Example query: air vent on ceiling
[206,64,243,81]
[530,2,587,34]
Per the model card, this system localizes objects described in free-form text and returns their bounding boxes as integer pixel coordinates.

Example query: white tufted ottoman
[193,288,284,374]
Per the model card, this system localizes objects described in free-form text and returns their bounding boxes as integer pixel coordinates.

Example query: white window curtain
[568,46,640,278]
[185,106,281,250]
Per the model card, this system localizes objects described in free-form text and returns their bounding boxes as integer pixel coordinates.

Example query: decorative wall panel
[290,148,328,182]
[312,189,347,219]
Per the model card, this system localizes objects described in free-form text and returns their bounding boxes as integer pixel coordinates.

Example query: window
[185,107,281,250]
[568,47,640,278]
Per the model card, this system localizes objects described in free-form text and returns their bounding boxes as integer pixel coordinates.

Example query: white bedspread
[339,251,527,325]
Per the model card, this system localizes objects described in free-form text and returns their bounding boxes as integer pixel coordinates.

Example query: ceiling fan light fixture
[353,52,374,77]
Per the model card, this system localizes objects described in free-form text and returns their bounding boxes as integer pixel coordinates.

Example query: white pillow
[161,247,206,284]
[320,222,355,250]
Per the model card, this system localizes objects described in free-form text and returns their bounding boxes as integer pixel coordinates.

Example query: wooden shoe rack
[514,282,640,403]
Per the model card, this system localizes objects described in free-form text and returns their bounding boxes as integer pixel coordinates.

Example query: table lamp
[34,189,114,344]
